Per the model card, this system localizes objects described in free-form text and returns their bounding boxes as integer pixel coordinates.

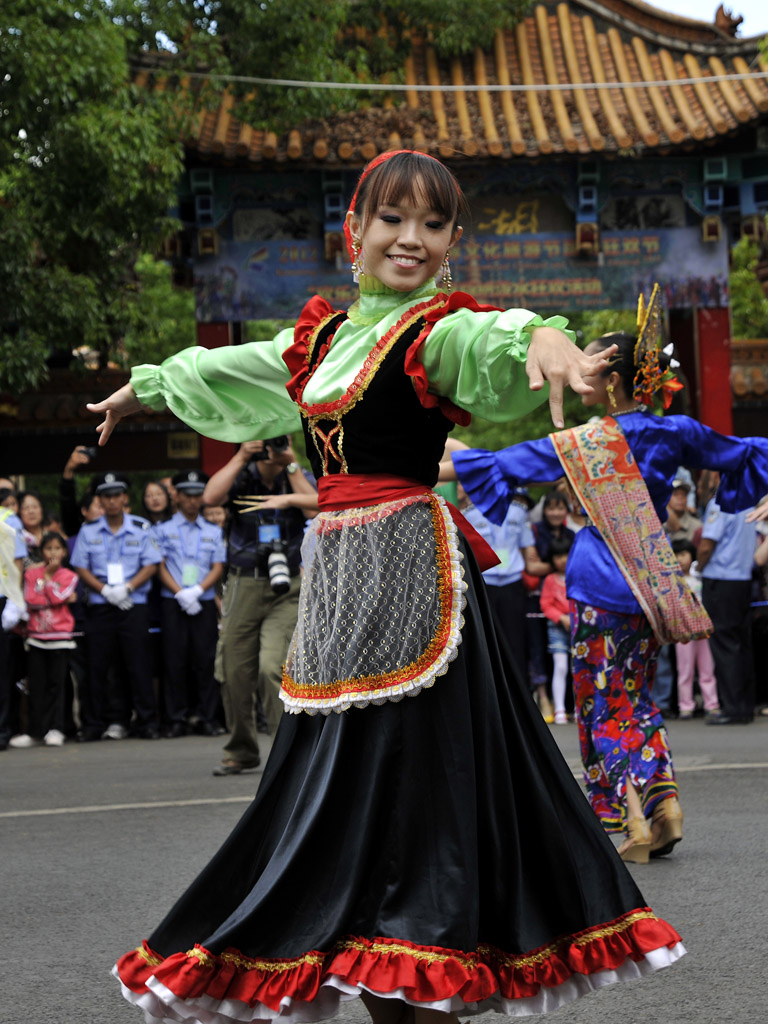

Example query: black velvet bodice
[298,311,454,486]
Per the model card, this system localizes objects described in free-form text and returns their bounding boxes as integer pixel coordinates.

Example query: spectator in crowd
[539,533,574,725]
[458,480,552,719]
[203,438,315,776]
[71,471,162,741]
[157,476,179,515]
[671,539,719,720]
[202,504,228,529]
[754,525,768,716]
[665,476,702,546]
[0,496,27,751]
[142,481,173,525]
[18,491,45,564]
[153,470,227,738]
[11,532,78,748]
[60,446,98,536]
[699,502,758,724]
[525,489,577,709]
[0,487,19,514]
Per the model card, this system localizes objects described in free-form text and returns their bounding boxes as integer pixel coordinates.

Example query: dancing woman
[453,289,768,864]
[91,153,684,1024]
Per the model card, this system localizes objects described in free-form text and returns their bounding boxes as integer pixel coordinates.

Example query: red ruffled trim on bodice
[117,908,680,1012]
[282,291,503,426]
[283,295,339,403]
[403,290,503,427]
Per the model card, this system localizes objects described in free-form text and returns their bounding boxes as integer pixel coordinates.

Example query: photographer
[203,438,317,776]
[59,445,99,536]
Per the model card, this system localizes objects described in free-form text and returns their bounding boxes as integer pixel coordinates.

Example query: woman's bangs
[364,155,460,223]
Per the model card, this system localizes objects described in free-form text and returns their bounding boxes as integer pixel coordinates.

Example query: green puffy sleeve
[419,308,575,422]
[130,330,302,442]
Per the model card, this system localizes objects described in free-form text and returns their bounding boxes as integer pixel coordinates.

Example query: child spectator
[672,538,719,719]
[539,534,573,725]
[11,532,78,748]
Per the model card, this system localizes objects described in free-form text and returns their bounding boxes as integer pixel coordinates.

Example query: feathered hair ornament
[633,283,683,409]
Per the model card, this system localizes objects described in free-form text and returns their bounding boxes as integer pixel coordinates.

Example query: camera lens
[267,549,291,595]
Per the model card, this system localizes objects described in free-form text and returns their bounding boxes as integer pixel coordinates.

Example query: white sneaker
[554,710,569,725]
[44,729,65,746]
[9,734,38,749]
[102,723,128,740]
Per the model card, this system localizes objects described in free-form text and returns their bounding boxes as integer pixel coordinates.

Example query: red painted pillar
[695,308,733,435]
[196,322,238,475]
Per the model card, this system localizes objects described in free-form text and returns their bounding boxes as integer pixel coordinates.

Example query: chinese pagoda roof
[138,0,768,165]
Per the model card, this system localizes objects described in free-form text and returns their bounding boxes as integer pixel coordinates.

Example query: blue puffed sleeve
[453,438,562,525]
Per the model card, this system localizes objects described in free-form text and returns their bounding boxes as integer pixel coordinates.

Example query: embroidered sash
[551,417,712,644]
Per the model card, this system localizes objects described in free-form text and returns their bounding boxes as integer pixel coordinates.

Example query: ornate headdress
[633,283,683,408]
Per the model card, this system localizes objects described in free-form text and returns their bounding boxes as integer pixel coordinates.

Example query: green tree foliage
[0,0,534,393]
[729,229,768,340]
[0,0,198,392]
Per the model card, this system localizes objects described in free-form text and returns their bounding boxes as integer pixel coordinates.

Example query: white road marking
[2,762,767,819]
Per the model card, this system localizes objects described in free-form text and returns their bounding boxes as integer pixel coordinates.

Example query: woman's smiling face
[346,182,462,292]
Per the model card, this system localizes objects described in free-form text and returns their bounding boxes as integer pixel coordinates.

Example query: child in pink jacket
[539,535,573,725]
[13,532,78,748]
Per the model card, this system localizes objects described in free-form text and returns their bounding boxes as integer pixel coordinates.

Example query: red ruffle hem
[114,908,684,1023]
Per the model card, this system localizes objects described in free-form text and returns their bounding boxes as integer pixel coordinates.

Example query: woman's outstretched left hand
[526,328,617,428]
[86,383,143,446]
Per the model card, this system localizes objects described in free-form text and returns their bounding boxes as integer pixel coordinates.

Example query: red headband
[342,149,455,261]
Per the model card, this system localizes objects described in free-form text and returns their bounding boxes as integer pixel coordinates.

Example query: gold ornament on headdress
[633,283,683,409]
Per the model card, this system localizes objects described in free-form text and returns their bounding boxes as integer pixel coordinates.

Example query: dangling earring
[606,382,617,409]
[351,240,364,283]
[441,251,452,292]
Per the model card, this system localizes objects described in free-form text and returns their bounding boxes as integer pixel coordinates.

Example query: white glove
[185,599,203,616]
[102,584,133,610]
[175,585,203,612]
[2,600,26,631]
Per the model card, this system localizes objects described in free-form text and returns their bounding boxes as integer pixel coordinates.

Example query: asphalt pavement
[2,715,766,1024]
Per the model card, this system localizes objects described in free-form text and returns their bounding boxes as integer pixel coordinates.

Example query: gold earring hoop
[606,382,617,409]
[441,251,452,292]
[351,240,364,282]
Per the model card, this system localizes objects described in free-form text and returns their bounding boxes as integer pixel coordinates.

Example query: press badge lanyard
[106,532,127,586]
[181,520,203,586]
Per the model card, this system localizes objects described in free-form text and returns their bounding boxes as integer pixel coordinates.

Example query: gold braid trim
[479,910,659,968]
[187,946,325,973]
[180,910,661,977]
[306,311,344,364]
[136,945,163,968]
[338,939,477,970]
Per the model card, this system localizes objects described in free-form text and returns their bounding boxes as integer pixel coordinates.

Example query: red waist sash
[318,474,500,573]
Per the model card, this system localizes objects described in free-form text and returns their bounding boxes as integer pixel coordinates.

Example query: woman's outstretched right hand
[86,383,143,446]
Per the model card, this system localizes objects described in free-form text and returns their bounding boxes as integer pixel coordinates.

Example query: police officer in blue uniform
[153,470,226,737]
[699,500,758,724]
[71,472,162,739]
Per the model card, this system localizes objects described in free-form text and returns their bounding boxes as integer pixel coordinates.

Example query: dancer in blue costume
[451,314,768,865]
[90,152,684,1024]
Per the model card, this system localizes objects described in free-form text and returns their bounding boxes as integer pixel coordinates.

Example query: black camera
[250,436,290,461]
[80,446,98,460]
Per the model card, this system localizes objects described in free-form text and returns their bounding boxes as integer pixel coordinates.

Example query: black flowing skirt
[115,546,683,1022]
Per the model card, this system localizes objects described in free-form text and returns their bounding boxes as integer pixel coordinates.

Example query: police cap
[93,471,130,496]
[172,469,209,495]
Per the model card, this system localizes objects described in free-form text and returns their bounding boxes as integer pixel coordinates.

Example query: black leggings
[25,646,69,738]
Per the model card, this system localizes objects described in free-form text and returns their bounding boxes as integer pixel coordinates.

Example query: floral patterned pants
[570,600,678,833]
